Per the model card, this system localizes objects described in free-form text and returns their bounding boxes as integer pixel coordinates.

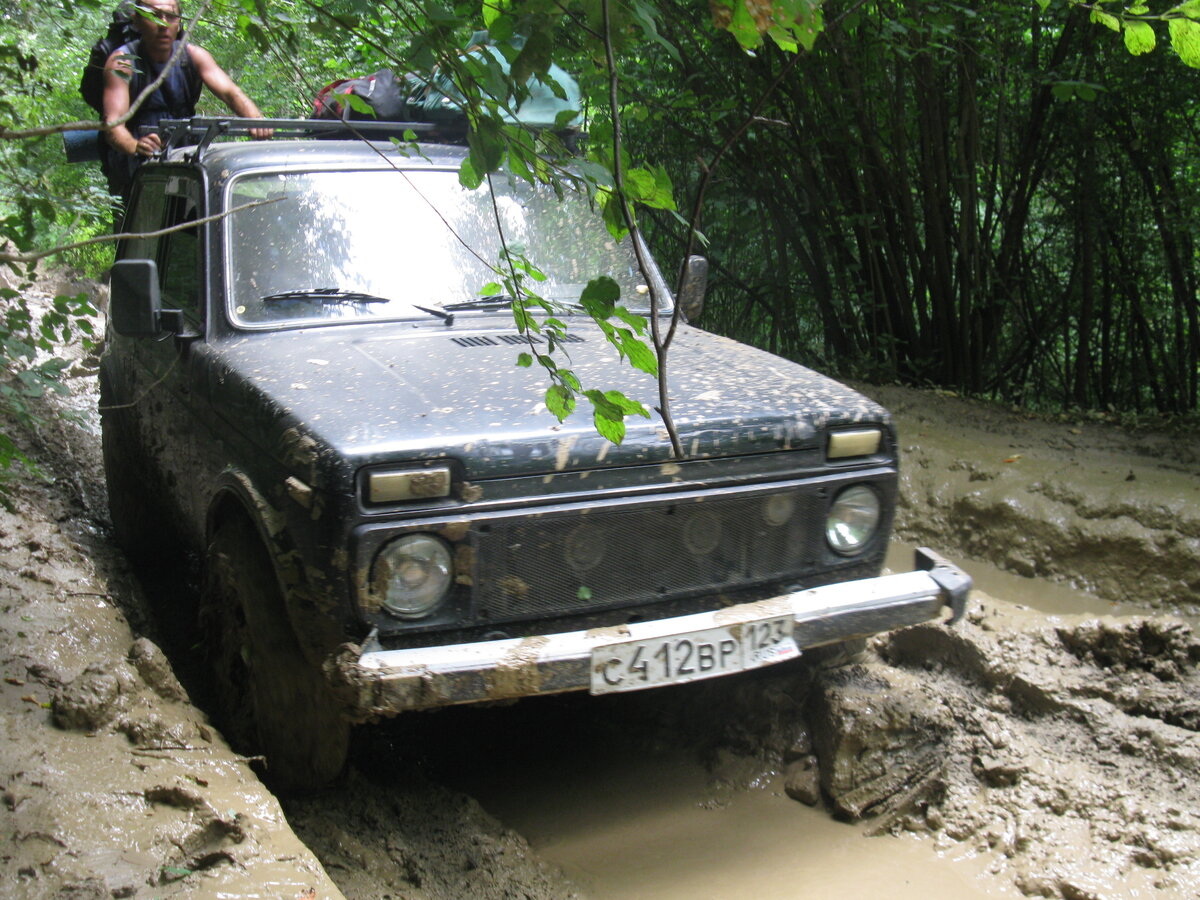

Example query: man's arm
[102,49,154,157]
[188,45,273,140]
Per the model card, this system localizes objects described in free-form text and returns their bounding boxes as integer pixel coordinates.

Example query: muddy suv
[100,117,970,790]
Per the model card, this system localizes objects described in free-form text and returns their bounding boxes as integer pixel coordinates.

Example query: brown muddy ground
[1,273,1198,898]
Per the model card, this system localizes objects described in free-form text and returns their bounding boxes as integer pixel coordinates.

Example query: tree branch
[601,0,683,459]
[0,198,277,266]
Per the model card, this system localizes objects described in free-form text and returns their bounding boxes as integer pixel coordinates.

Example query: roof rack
[154,117,439,161]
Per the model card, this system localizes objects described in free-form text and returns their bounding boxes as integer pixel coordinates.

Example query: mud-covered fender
[205,469,346,672]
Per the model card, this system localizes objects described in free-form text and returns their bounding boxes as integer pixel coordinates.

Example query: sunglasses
[136,7,181,24]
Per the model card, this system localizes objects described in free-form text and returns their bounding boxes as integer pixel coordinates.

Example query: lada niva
[101,117,970,790]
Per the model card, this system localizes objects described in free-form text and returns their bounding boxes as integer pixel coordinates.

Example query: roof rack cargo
[154,116,438,161]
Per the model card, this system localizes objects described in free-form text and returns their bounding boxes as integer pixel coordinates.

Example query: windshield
[226,168,666,327]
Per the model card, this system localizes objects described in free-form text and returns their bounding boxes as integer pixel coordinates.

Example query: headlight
[825,485,881,555]
[762,493,796,527]
[681,508,721,556]
[564,523,607,574]
[372,534,452,618]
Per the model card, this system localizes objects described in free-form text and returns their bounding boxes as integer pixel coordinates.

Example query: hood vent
[451,335,499,348]
[451,333,586,348]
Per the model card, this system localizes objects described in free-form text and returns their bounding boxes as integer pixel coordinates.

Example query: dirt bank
[870,382,1200,612]
[1,273,1198,898]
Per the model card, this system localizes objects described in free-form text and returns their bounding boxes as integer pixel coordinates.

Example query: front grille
[471,486,833,622]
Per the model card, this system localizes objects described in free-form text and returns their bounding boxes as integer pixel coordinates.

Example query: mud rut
[3,277,1199,899]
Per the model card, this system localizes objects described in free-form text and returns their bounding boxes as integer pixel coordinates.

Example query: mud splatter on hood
[211,319,891,482]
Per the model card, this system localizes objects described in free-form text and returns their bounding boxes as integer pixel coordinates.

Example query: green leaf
[583,389,651,445]
[1170,17,1200,66]
[1123,20,1156,55]
[727,0,764,50]
[545,384,575,421]
[554,108,581,129]
[425,3,459,24]
[620,332,659,376]
[628,0,681,62]
[467,116,505,177]
[591,408,626,444]
[342,93,376,117]
[574,160,615,189]
[1090,10,1121,33]
[512,302,536,333]
[516,352,533,367]
[458,158,483,190]
[482,0,506,29]
[512,28,553,84]
[612,306,648,334]
[507,143,534,183]
[580,277,620,318]
[601,191,630,240]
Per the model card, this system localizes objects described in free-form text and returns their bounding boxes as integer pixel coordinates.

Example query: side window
[117,176,167,262]
[160,184,201,325]
[116,172,204,327]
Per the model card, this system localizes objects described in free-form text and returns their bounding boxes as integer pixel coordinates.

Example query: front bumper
[333,548,970,717]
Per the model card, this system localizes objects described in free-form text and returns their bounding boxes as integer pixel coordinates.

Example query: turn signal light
[368,466,451,503]
[828,429,882,459]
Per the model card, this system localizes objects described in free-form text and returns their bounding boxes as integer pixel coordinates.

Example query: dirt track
[1,273,1198,898]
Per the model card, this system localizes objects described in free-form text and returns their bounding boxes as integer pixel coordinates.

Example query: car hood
[209,320,890,482]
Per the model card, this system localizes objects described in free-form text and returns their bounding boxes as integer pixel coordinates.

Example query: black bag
[311,69,409,121]
[80,2,138,115]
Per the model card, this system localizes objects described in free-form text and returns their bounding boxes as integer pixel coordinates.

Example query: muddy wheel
[202,516,350,792]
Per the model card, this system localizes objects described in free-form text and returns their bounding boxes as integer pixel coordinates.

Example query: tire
[201,516,350,792]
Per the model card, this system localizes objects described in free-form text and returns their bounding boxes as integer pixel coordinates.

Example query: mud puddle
[886,542,1180,621]
[350,547,1200,900]
[429,703,1004,900]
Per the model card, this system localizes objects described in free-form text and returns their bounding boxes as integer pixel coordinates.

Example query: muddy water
[430,554,1049,900]
[420,548,1200,900]
[456,738,1004,899]
[888,543,1139,619]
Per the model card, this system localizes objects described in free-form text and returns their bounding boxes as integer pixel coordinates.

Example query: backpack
[311,70,409,122]
[80,3,138,115]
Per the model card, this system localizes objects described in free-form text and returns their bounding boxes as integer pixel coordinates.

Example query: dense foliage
[623,1,1200,415]
[0,0,1197,495]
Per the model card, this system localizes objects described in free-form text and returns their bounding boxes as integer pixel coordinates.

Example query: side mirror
[676,255,708,322]
[110,259,163,337]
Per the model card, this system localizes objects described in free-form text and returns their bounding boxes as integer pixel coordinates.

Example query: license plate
[590,615,799,695]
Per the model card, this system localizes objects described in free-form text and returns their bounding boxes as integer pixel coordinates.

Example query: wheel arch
[206,471,344,669]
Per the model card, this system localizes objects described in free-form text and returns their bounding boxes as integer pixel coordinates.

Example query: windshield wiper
[441,294,514,311]
[261,288,391,304]
[413,304,454,326]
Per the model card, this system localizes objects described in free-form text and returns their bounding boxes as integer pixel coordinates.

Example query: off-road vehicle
[101,117,971,789]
